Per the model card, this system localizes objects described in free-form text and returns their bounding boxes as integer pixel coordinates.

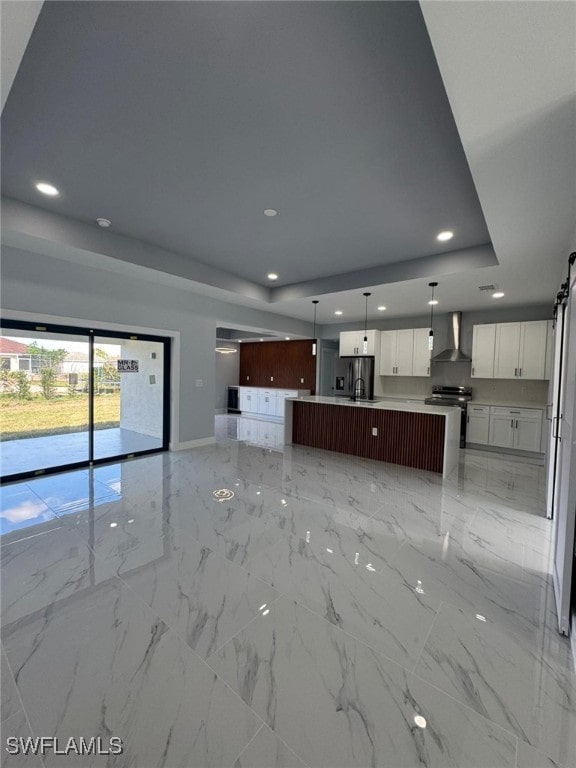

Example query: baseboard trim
[171,437,216,451]
[465,443,544,460]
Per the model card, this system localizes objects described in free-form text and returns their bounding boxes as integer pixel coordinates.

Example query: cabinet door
[519,321,547,380]
[241,391,255,412]
[471,324,496,378]
[339,332,358,357]
[395,329,414,376]
[379,331,396,375]
[494,323,521,378]
[466,414,489,444]
[274,394,284,418]
[412,328,431,377]
[514,416,542,451]
[489,414,515,447]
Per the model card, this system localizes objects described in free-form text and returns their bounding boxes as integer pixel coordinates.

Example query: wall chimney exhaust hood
[431,311,471,362]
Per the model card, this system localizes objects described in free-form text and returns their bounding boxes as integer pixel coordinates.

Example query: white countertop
[376,394,427,402]
[469,400,547,409]
[288,395,455,417]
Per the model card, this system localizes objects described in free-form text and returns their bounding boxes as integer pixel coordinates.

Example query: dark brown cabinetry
[239,340,316,393]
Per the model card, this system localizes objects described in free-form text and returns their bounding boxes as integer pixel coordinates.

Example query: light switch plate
[195,379,203,387]
[372,427,378,436]
[149,375,156,385]
[301,378,304,383]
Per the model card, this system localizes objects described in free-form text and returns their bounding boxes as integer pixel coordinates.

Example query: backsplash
[374,362,549,404]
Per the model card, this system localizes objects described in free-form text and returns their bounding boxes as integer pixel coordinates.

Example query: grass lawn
[0,393,121,440]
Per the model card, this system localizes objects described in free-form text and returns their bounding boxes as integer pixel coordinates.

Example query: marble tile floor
[0,414,574,767]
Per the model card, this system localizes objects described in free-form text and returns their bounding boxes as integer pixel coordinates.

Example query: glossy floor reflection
[0,415,574,767]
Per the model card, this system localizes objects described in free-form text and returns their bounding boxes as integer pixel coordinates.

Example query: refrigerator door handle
[552,416,560,439]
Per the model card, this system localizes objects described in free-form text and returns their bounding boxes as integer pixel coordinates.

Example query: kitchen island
[284,396,460,477]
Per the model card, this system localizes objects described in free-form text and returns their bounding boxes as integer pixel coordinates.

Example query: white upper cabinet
[339,330,379,357]
[471,324,496,378]
[379,329,414,376]
[379,331,396,374]
[494,323,522,378]
[518,321,548,379]
[472,320,550,380]
[494,320,548,379]
[412,328,432,377]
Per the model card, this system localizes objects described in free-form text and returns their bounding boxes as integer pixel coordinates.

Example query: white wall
[1,246,313,447]
[120,339,164,438]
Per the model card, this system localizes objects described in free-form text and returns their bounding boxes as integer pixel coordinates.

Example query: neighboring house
[61,351,90,374]
[0,337,32,372]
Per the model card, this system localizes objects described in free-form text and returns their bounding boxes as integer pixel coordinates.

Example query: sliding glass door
[0,321,170,482]
[93,335,166,461]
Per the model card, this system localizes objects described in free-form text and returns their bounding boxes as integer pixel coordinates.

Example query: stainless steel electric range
[424,385,473,448]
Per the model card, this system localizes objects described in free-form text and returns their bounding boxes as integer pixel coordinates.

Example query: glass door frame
[0,319,171,484]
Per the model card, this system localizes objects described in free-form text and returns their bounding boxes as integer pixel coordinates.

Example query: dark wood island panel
[292,401,445,473]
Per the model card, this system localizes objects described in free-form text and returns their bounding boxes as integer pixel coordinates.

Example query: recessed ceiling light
[260,338,264,341]
[377,306,387,311]
[414,715,427,729]
[437,230,453,242]
[35,181,59,196]
[285,337,290,340]
[263,208,278,217]
[267,272,278,280]
[96,217,112,228]
[428,300,439,306]
[492,291,505,299]
[335,310,343,315]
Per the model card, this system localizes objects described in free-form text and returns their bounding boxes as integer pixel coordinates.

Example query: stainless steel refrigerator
[334,356,375,401]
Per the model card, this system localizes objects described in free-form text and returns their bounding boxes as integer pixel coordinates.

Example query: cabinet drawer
[468,405,489,415]
[490,406,541,419]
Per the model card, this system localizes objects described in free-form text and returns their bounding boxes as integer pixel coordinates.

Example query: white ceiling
[1,1,574,328]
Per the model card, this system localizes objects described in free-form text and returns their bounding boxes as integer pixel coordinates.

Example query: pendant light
[312,300,319,356]
[428,282,438,351]
[363,292,371,354]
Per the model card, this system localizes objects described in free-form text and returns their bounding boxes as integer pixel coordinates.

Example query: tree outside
[0,341,121,441]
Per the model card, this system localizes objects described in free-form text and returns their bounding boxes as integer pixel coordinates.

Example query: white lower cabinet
[466,406,490,445]
[239,389,257,413]
[257,391,276,416]
[489,413,515,448]
[514,413,542,451]
[238,387,308,419]
[486,406,542,451]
